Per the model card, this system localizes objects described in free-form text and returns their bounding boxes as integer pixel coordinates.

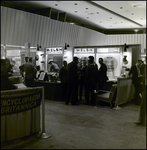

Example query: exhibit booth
[1,43,141,106]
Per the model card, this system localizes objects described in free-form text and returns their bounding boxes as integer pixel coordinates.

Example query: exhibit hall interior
[1,1,146,149]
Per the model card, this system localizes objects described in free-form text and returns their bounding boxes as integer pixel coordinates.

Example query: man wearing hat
[48,59,59,73]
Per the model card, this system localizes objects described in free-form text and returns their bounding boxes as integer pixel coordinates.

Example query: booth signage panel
[46,47,63,54]
[74,48,94,53]
[7,50,20,57]
[1,90,42,115]
[97,48,120,53]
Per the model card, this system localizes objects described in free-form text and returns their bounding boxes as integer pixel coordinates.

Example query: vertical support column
[24,42,30,57]
[44,47,47,72]
[36,87,52,139]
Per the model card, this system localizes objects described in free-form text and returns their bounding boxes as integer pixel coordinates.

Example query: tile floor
[1,100,146,149]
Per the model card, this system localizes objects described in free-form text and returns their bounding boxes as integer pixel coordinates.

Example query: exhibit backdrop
[96,53,121,77]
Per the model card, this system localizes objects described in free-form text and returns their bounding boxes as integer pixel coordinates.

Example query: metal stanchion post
[36,87,52,138]
[113,105,121,110]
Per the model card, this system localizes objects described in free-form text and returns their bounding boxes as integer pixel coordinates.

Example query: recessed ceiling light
[133,4,142,7]
[86,8,88,9]
[74,3,77,5]
[89,13,94,15]
[113,22,119,24]
[55,4,58,6]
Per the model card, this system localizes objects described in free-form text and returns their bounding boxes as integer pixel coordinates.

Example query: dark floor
[1,100,146,149]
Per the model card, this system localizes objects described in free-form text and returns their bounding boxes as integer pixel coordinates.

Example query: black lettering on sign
[1,91,42,115]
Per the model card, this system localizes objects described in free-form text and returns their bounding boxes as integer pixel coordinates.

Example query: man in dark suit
[98,58,108,90]
[135,65,146,126]
[84,56,99,105]
[139,60,146,94]
[129,60,142,105]
[59,60,68,101]
[65,57,79,105]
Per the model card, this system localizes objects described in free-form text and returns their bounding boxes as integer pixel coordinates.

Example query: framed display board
[38,72,49,81]
[38,72,46,81]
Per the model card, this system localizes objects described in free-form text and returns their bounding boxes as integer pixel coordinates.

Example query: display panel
[96,53,120,78]
[36,51,45,71]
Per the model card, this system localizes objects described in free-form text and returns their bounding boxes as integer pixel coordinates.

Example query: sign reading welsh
[46,47,63,54]
[74,48,94,53]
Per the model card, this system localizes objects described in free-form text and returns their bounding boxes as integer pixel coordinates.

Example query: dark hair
[99,58,103,62]
[29,57,32,62]
[36,65,40,71]
[88,58,94,64]
[88,56,94,60]
[25,57,29,62]
[73,57,78,61]
[63,60,67,63]
[1,59,6,66]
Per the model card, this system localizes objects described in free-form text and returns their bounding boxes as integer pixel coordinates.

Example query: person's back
[59,61,68,83]
[20,62,35,79]
[65,57,79,105]
[67,61,79,83]
[19,60,37,87]
[85,58,99,88]
[84,57,99,105]
[85,64,99,86]
[98,58,108,90]
[1,59,17,91]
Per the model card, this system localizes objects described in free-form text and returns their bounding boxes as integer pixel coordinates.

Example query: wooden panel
[115,77,135,106]
[1,116,6,141]
[1,6,146,51]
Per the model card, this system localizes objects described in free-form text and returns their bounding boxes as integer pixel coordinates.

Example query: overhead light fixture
[124,43,129,52]
[65,43,69,50]
[37,44,41,50]
[134,29,139,33]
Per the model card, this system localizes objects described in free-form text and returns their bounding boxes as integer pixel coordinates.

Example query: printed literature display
[38,72,46,81]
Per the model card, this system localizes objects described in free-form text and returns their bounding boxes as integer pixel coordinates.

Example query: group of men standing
[59,56,108,106]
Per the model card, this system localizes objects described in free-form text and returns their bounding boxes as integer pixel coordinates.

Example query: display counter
[1,85,42,142]
[115,77,135,106]
[35,81,62,101]
[9,76,23,84]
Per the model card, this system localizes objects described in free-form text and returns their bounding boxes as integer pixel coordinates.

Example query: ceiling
[1,1,146,34]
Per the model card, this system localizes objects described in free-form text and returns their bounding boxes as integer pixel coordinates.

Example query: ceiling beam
[86,1,143,27]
